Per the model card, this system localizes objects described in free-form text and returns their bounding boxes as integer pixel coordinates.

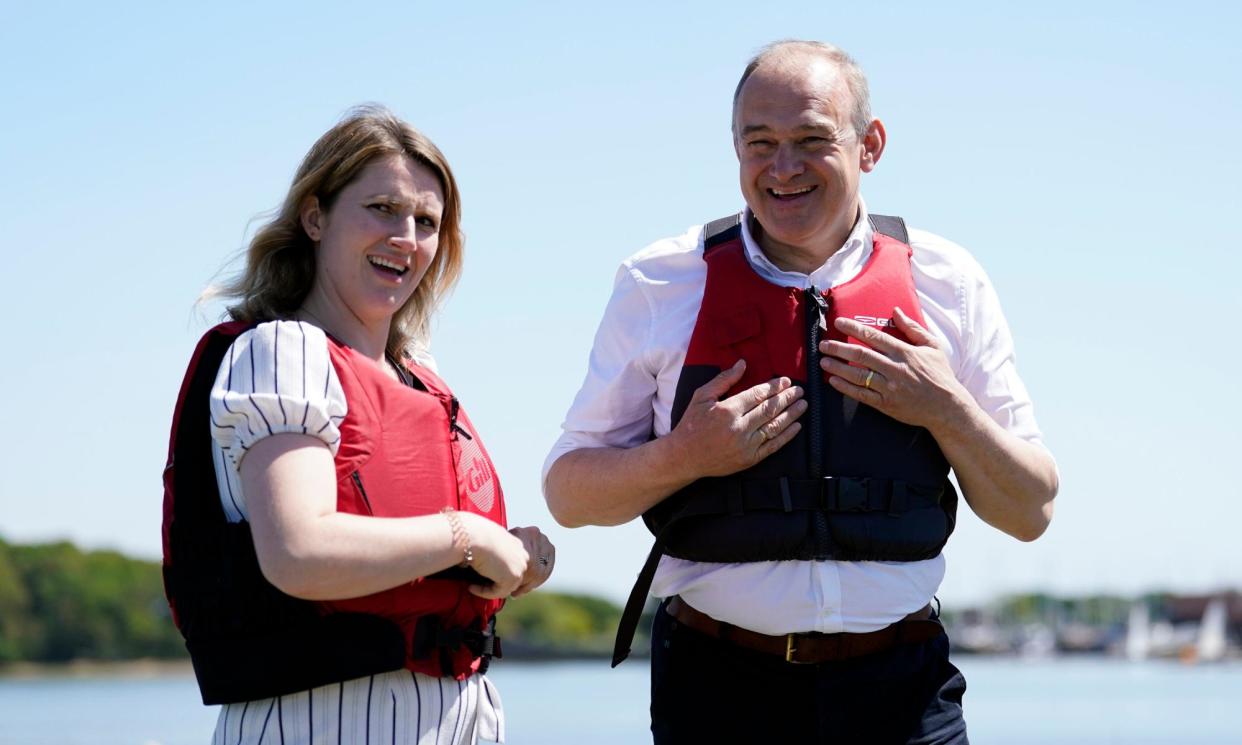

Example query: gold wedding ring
[864,370,876,389]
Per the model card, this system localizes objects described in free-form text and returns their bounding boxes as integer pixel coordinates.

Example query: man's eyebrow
[738,124,772,137]
[738,122,839,138]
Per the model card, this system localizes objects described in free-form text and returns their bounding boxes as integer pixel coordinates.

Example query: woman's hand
[507,526,555,597]
[460,513,530,599]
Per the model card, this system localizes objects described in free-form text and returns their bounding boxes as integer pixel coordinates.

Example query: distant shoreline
[0,651,630,680]
[0,658,196,679]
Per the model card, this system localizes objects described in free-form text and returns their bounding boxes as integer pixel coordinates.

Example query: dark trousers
[649,599,969,744]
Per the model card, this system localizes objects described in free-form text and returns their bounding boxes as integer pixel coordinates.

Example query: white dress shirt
[543,202,1048,635]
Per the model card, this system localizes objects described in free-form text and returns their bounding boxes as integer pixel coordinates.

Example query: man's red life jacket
[614,213,957,665]
[162,322,507,704]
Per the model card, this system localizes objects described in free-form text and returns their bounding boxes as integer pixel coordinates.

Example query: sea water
[0,658,1238,744]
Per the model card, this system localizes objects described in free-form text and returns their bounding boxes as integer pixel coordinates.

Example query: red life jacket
[614,213,956,665]
[162,322,506,704]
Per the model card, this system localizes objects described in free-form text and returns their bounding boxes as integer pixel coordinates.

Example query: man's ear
[300,196,324,241]
[860,119,887,173]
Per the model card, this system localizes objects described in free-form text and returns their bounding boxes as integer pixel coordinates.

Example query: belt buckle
[785,633,811,664]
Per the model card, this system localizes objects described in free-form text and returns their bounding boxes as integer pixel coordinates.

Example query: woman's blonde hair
[218,104,463,358]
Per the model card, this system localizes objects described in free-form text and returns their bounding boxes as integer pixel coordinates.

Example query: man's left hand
[819,307,970,432]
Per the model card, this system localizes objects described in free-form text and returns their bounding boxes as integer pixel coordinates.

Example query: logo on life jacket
[853,315,893,328]
[460,440,496,512]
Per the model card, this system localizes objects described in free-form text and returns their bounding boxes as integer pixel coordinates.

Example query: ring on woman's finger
[863,370,876,389]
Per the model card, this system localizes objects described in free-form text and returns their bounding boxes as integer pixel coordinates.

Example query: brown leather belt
[665,596,942,664]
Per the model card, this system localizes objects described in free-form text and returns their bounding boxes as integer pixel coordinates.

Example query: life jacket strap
[868,213,909,244]
[676,476,943,518]
[413,615,503,676]
[701,212,907,256]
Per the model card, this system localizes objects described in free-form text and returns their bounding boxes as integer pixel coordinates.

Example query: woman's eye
[416,216,439,230]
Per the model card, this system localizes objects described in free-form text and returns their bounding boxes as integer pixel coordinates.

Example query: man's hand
[544,359,806,528]
[819,307,970,432]
[666,359,807,479]
[821,306,1057,541]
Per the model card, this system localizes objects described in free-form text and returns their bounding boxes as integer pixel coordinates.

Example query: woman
[161,106,554,744]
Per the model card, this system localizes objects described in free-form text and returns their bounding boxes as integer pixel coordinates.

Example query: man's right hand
[665,359,806,480]
[544,359,806,528]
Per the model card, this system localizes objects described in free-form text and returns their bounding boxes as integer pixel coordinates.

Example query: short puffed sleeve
[208,320,347,473]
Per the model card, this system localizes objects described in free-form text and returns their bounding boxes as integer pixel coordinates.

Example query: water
[0,658,1239,744]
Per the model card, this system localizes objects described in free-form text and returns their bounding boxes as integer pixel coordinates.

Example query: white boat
[1196,598,1228,663]
[1125,602,1150,661]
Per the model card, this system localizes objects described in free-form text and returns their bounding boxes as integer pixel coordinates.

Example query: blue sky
[1,1,1239,605]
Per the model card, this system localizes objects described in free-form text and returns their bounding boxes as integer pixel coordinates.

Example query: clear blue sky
[1,1,1239,605]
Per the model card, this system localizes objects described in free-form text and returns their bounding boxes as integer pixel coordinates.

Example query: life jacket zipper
[449,396,473,441]
[806,286,832,557]
[350,471,374,514]
[805,286,829,481]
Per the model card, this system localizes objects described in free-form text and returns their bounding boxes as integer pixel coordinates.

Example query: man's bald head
[732,40,872,138]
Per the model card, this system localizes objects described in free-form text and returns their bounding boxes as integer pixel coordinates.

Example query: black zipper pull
[449,396,473,440]
[808,285,830,333]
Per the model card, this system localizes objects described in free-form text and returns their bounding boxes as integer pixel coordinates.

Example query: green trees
[0,537,184,662]
[0,536,635,663]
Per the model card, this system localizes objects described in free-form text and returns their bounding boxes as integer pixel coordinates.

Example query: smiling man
[544,40,1058,744]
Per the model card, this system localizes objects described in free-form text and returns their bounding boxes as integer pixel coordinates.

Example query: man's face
[734,58,878,259]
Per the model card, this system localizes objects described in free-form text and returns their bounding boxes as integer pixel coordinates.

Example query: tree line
[0,537,630,664]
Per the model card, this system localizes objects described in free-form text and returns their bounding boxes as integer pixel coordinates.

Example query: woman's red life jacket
[161,322,507,705]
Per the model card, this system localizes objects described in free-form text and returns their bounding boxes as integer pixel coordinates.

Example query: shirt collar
[738,197,874,289]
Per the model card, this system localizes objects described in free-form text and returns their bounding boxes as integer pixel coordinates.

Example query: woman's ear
[300,196,324,241]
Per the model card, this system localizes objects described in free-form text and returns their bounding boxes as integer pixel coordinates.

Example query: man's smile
[767,185,817,201]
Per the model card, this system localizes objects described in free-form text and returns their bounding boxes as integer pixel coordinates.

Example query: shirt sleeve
[956,262,1047,448]
[208,320,347,472]
[541,263,660,489]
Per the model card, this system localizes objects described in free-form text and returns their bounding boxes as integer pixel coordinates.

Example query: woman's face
[302,154,445,328]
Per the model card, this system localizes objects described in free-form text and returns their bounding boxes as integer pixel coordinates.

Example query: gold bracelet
[441,507,474,567]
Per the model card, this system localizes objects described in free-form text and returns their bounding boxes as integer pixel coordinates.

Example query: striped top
[207,321,505,744]
[209,321,347,523]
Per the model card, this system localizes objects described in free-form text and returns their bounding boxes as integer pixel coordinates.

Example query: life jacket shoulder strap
[702,213,743,255]
[702,212,909,256]
[868,213,909,244]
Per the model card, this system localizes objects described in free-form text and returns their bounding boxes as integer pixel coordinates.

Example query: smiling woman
[160,105,555,745]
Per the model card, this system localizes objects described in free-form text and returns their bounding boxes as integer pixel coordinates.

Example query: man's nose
[770,143,804,181]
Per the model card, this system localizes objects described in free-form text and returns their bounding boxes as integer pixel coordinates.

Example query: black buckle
[824,477,869,512]
[412,616,503,675]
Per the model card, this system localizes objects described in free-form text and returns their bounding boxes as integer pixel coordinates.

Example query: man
[544,40,1057,744]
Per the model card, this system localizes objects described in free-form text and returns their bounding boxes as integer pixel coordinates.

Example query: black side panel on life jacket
[166,328,406,705]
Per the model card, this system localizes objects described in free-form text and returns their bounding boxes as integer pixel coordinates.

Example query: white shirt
[543,202,1048,635]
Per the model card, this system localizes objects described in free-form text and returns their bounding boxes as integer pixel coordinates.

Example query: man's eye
[370,203,395,215]
[747,140,775,150]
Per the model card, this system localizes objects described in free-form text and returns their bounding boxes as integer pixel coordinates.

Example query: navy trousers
[649,599,969,744]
